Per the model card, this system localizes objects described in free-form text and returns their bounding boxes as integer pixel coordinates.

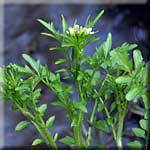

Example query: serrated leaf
[46,116,55,128]
[32,138,42,146]
[139,119,147,131]
[59,136,75,145]
[110,51,132,73]
[38,104,47,115]
[127,140,142,149]
[115,76,131,84]
[94,120,109,133]
[15,120,30,132]
[126,87,144,101]
[132,128,145,138]
[55,59,66,65]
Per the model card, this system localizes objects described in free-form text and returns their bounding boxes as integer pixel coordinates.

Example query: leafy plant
[0,10,149,150]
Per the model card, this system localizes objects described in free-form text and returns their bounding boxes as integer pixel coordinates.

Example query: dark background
[3,4,150,149]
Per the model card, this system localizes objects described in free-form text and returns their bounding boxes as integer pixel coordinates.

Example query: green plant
[0,10,149,150]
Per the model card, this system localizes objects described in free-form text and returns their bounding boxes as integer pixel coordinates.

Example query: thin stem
[15,101,57,149]
[85,98,98,147]
[99,96,117,140]
[32,116,57,149]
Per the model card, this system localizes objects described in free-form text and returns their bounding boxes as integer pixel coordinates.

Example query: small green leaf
[22,54,40,74]
[54,132,58,142]
[56,69,68,73]
[15,120,30,132]
[94,120,109,133]
[38,104,47,115]
[32,138,42,146]
[37,19,55,33]
[115,76,131,84]
[59,136,75,145]
[51,101,64,107]
[133,50,143,72]
[126,87,144,101]
[103,33,112,58]
[72,101,87,113]
[110,101,116,113]
[97,103,104,112]
[139,119,147,131]
[87,10,104,28]
[55,58,66,65]
[46,116,55,128]
[132,128,145,138]
[61,15,69,33]
[127,140,142,149]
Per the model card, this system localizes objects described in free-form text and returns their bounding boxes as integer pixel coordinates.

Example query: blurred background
[2,3,149,149]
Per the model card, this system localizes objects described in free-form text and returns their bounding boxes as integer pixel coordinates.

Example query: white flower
[66,24,95,35]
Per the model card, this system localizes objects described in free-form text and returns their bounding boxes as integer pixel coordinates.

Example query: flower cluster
[66,25,95,36]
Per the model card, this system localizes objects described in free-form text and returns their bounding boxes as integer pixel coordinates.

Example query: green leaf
[72,101,87,113]
[91,71,100,86]
[126,87,144,101]
[55,59,66,65]
[110,51,132,73]
[32,139,42,146]
[15,120,30,132]
[38,104,47,115]
[103,33,112,58]
[97,103,104,112]
[113,42,137,53]
[41,32,56,39]
[115,76,131,84]
[56,69,68,73]
[133,50,143,72]
[127,140,142,149]
[94,120,109,133]
[59,136,75,145]
[22,54,40,74]
[46,116,55,128]
[51,101,64,107]
[87,10,104,28]
[61,15,69,33]
[37,19,55,33]
[132,128,145,138]
[33,89,41,101]
[13,64,34,75]
[139,119,147,131]
[110,101,116,113]
[54,132,58,142]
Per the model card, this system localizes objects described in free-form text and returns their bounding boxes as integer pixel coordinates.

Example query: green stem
[73,81,84,147]
[85,98,98,147]
[15,102,57,149]
[99,97,117,140]
[116,109,126,150]
[32,116,57,150]
[73,111,84,148]
[146,62,150,150]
